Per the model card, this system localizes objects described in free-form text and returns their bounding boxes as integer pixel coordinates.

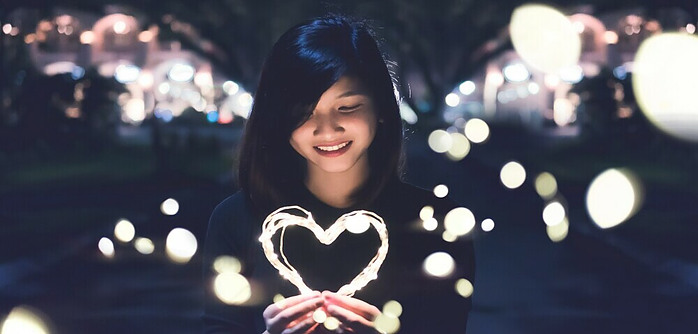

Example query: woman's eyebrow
[336,90,369,99]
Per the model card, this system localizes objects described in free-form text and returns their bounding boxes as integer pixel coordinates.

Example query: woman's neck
[305,162,369,209]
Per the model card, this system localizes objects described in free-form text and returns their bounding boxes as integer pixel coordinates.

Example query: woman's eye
[338,104,362,112]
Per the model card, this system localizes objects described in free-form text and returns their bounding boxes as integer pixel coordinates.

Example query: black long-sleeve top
[202,180,475,333]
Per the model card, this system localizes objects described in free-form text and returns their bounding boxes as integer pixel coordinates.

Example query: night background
[1,0,697,333]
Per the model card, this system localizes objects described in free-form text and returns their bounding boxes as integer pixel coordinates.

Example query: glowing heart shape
[259,206,389,296]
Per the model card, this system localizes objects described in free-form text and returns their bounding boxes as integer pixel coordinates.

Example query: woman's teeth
[316,141,350,152]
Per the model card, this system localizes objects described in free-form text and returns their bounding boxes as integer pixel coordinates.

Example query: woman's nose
[312,113,344,136]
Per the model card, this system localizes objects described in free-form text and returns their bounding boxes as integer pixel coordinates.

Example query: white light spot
[464,118,490,144]
[168,63,195,82]
[586,169,643,229]
[213,256,242,274]
[455,278,474,298]
[98,237,114,258]
[428,130,453,153]
[134,237,154,255]
[213,272,251,305]
[446,132,471,161]
[383,300,403,318]
[423,252,456,278]
[313,309,327,323]
[161,198,179,216]
[422,218,438,231]
[534,172,558,199]
[481,218,495,232]
[459,81,476,95]
[542,201,566,226]
[345,215,370,234]
[433,184,449,198]
[223,80,239,95]
[1,306,50,334]
[166,228,198,263]
[114,219,135,243]
[500,161,526,189]
[444,207,476,236]
[445,93,461,107]
[502,63,530,82]
[442,231,457,243]
[374,313,400,334]
[547,217,569,242]
[419,206,434,220]
[324,317,340,331]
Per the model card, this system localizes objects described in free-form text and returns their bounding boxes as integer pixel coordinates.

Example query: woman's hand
[263,291,324,334]
[322,291,381,333]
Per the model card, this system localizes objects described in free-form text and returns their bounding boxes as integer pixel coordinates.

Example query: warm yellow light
[323,317,340,330]
[382,300,403,318]
[444,207,476,236]
[500,161,526,189]
[534,172,558,199]
[138,30,153,42]
[604,31,619,44]
[422,218,438,231]
[633,33,698,142]
[114,219,135,243]
[213,256,242,274]
[98,237,114,258]
[464,118,490,143]
[80,31,94,44]
[423,252,455,278]
[166,228,198,263]
[160,198,179,215]
[113,21,129,34]
[481,218,495,232]
[345,215,371,234]
[213,272,251,305]
[433,184,449,198]
[419,206,434,220]
[272,294,285,304]
[374,313,400,334]
[586,169,643,229]
[1,306,50,334]
[428,130,452,153]
[134,237,154,255]
[445,93,461,107]
[312,309,327,323]
[547,217,569,242]
[455,278,474,298]
[510,4,581,74]
[542,201,566,226]
[446,132,471,161]
[442,231,457,243]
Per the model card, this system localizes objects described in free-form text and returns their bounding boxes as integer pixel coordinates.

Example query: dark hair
[238,15,404,213]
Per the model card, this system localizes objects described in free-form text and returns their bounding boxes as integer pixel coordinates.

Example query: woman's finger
[326,304,375,329]
[264,291,322,319]
[322,291,380,320]
[267,297,323,333]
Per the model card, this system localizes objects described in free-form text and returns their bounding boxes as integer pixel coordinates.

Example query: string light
[259,206,389,296]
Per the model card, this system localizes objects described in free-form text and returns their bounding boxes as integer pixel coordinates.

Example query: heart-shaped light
[259,206,389,296]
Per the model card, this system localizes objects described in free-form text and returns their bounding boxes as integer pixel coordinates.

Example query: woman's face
[290,76,377,177]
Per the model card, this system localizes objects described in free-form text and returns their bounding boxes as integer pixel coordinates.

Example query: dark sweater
[202,181,475,333]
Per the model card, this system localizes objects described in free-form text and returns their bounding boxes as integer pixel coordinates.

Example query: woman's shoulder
[209,190,254,225]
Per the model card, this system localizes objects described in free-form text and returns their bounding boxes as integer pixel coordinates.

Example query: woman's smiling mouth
[314,141,352,156]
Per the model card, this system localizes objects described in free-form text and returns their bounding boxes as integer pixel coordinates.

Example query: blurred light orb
[345,215,370,234]
[586,169,643,229]
[444,207,476,236]
[80,31,94,44]
[502,63,530,82]
[542,201,566,226]
[445,93,461,107]
[633,33,698,142]
[481,218,495,232]
[213,255,242,274]
[134,237,154,255]
[527,82,541,95]
[1,306,50,334]
[510,4,581,74]
[422,218,438,231]
[559,64,584,84]
[272,294,285,304]
[464,118,490,144]
[500,161,526,189]
[399,101,419,125]
[553,98,576,127]
[428,129,453,153]
[383,300,403,318]
[459,81,476,95]
[442,231,457,243]
[114,64,140,84]
[114,219,135,243]
[166,228,198,263]
[423,252,456,278]
[323,317,340,331]
[374,313,400,334]
[98,237,114,258]
[223,80,239,95]
[213,272,251,305]
[168,63,195,82]
[419,205,434,220]
[455,278,474,298]
[433,184,449,198]
[446,132,471,161]
[313,309,327,323]
[161,198,180,216]
[547,217,569,242]
[535,172,558,199]
[123,99,146,124]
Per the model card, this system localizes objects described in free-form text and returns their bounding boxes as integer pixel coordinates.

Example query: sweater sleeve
[202,192,264,334]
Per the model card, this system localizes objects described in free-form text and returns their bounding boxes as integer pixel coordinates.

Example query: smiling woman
[202,15,475,334]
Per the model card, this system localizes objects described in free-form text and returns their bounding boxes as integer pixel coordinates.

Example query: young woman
[203,15,475,333]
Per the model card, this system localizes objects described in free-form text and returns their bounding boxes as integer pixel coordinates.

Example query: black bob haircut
[238,15,404,214]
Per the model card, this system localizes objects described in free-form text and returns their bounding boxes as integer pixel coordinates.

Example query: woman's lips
[314,141,352,157]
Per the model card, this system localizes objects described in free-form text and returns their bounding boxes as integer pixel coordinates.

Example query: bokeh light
[160,198,179,216]
[133,237,154,255]
[1,306,50,334]
[419,205,434,220]
[422,217,438,231]
[423,252,456,278]
[459,81,476,95]
[586,169,643,229]
[98,237,114,258]
[464,118,490,144]
[455,278,474,298]
[312,309,327,323]
[542,201,566,226]
[510,4,581,74]
[428,130,452,153]
[324,317,340,331]
[374,313,400,334]
[446,132,471,161]
[165,228,198,263]
[213,256,242,274]
[547,217,569,242]
[534,172,558,199]
[500,161,526,189]
[433,184,449,198]
[213,272,251,305]
[633,33,698,142]
[442,231,457,243]
[383,300,403,318]
[345,215,371,234]
[445,93,461,107]
[114,219,135,243]
[481,218,495,232]
[444,207,476,236]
